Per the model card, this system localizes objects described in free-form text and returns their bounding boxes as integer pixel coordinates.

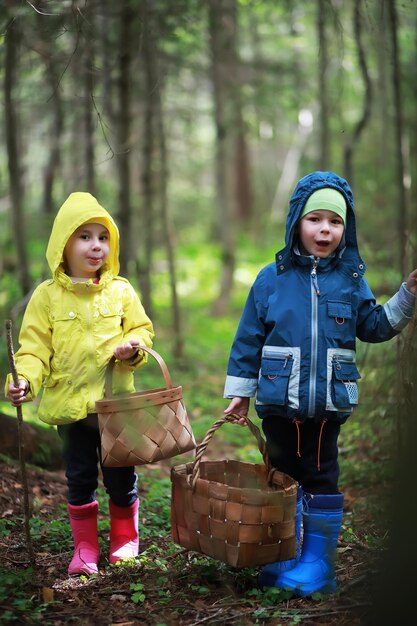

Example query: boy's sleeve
[357,279,415,343]
[224,279,266,398]
[121,283,155,368]
[4,285,52,399]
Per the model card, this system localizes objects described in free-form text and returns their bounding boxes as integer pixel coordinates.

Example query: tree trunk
[387,0,409,278]
[37,2,63,215]
[368,313,417,625]
[153,40,183,359]
[98,0,114,123]
[343,0,372,185]
[208,0,238,316]
[235,124,252,223]
[138,0,156,317]
[374,2,390,164]
[317,0,330,169]
[84,35,96,195]
[117,1,133,276]
[4,17,31,295]
[140,1,183,356]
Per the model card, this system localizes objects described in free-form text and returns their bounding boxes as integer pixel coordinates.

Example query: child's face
[298,210,344,258]
[64,222,110,278]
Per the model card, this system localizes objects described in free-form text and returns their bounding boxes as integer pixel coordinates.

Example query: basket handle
[104,345,174,397]
[190,414,273,490]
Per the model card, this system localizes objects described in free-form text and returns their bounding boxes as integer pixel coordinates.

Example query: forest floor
[0,453,387,626]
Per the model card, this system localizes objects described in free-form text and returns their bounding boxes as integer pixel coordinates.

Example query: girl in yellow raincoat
[6,192,154,576]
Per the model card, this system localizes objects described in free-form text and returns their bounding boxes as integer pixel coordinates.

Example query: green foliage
[140,476,172,538]
[130,581,146,604]
[0,567,48,623]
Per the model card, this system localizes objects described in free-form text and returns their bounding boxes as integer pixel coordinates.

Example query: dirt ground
[0,457,384,626]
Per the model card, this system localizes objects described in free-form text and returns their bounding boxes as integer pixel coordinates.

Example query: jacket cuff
[398,282,416,315]
[128,348,147,368]
[384,283,415,331]
[224,375,257,398]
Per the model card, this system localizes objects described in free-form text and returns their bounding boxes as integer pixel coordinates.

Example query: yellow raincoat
[5,192,154,425]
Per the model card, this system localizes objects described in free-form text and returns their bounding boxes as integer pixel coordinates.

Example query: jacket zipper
[84,286,97,407]
[308,258,319,417]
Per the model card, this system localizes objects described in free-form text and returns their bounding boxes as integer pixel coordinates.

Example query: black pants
[57,414,138,507]
[261,416,340,494]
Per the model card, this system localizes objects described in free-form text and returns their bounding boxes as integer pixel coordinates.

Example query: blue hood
[276,171,364,274]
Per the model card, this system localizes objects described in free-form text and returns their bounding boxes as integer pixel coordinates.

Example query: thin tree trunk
[36,2,63,215]
[4,17,31,295]
[117,1,133,276]
[99,0,114,123]
[84,35,96,195]
[343,0,372,185]
[375,2,390,164]
[387,0,409,278]
[317,0,330,169]
[152,41,183,359]
[209,0,238,317]
[138,0,155,316]
[235,124,252,223]
[140,1,182,355]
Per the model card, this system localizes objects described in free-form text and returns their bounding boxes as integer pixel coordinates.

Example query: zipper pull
[311,258,320,295]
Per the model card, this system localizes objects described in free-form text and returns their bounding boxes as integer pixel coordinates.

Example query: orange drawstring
[317,418,327,471]
[295,420,301,457]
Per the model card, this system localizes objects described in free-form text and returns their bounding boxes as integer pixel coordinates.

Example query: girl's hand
[7,380,28,407]
[113,339,140,360]
[224,396,250,426]
[406,269,417,295]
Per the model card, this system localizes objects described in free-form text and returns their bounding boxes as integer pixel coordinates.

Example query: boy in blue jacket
[224,171,417,597]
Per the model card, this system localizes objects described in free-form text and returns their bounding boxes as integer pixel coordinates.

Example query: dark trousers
[261,416,340,494]
[57,414,138,507]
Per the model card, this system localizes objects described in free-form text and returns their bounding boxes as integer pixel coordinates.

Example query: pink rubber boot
[67,501,100,576]
[109,499,139,564]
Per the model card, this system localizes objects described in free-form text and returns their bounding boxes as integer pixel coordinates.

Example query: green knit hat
[300,188,347,224]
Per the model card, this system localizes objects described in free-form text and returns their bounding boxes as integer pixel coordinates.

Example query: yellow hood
[46,192,120,276]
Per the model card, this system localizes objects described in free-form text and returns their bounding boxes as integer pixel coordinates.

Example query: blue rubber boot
[274,493,344,597]
[258,486,303,587]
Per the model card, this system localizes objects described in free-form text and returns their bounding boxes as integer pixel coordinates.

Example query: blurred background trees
[0,0,416,354]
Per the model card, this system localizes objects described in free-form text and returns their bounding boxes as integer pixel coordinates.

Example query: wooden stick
[5,319,36,565]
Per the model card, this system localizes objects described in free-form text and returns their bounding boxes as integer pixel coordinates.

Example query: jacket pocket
[327,349,361,410]
[327,300,352,336]
[97,305,123,335]
[256,350,294,406]
[50,311,79,366]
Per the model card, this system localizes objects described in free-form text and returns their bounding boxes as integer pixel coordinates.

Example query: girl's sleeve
[4,285,52,399]
[224,277,267,398]
[121,283,155,367]
[357,279,415,343]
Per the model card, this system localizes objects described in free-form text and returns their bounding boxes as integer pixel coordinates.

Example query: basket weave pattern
[171,415,298,568]
[97,347,196,467]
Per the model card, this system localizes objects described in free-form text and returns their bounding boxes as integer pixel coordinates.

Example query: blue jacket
[225,171,415,423]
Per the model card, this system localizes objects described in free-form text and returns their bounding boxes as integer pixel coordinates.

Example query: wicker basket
[96,346,196,467]
[171,414,298,568]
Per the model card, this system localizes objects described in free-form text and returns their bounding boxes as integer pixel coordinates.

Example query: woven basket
[171,414,298,568]
[96,346,196,467]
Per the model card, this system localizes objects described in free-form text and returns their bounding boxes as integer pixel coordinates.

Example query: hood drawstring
[293,418,327,471]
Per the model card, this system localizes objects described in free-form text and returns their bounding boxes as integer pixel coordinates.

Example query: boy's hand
[113,339,140,361]
[224,396,250,426]
[7,380,28,407]
[406,269,417,295]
